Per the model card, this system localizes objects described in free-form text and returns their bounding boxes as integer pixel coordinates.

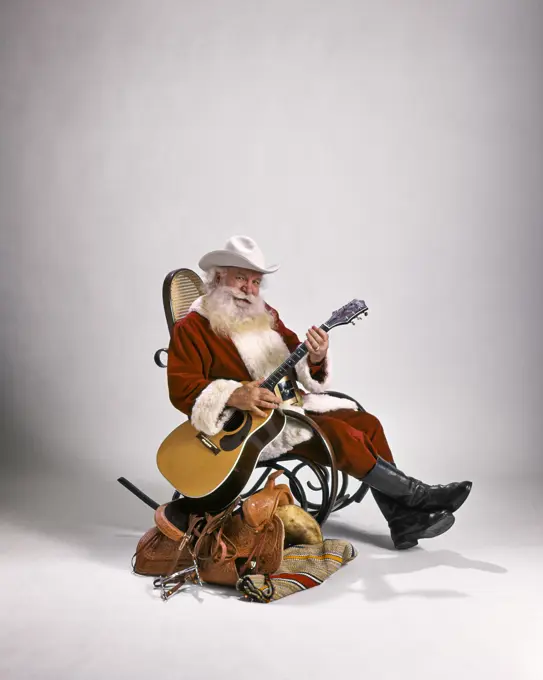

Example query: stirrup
[153,558,203,601]
[153,532,204,601]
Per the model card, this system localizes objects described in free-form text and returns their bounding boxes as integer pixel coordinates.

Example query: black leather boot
[371,489,455,550]
[363,457,472,513]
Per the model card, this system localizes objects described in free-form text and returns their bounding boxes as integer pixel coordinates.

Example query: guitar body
[156,406,287,513]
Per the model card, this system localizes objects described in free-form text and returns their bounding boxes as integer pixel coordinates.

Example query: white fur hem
[302,393,358,413]
[295,353,332,393]
[191,379,241,435]
[257,395,358,461]
[259,411,314,462]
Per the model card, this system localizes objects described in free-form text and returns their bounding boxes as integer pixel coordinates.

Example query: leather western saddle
[133,470,322,599]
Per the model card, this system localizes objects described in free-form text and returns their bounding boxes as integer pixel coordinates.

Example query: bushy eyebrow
[236,271,261,283]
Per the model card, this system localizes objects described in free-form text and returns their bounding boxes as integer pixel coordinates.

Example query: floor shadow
[123,523,510,606]
[323,519,394,550]
[131,538,510,607]
[262,540,509,607]
[0,449,510,608]
[259,511,509,605]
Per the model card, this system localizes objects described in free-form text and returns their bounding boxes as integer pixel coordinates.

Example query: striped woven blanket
[236,539,358,603]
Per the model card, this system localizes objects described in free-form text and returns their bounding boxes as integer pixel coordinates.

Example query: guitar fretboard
[260,322,329,391]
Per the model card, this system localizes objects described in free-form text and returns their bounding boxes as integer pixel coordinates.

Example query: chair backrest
[162,268,205,336]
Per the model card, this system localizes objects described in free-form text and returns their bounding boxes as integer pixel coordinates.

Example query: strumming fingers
[259,388,281,404]
[251,405,267,417]
[259,398,278,409]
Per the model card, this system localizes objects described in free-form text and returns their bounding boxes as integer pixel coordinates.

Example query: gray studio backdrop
[1,0,542,526]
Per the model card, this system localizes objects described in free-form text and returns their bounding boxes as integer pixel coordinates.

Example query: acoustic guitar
[156,299,369,513]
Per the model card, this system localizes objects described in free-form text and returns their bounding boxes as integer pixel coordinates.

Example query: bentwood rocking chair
[118,268,369,525]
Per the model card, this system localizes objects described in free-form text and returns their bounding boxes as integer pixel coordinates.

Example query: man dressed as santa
[167,236,472,550]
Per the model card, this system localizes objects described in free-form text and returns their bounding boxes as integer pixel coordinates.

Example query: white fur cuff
[191,379,241,436]
[295,353,332,393]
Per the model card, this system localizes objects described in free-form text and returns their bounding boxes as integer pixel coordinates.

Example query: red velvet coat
[167,297,357,460]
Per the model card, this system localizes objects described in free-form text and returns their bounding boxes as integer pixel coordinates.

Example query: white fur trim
[295,353,332,393]
[258,395,357,461]
[302,393,358,413]
[230,328,290,380]
[189,296,205,315]
[191,379,241,436]
[259,412,314,461]
[190,297,294,383]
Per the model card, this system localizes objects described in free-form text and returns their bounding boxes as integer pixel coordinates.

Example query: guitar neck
[260,322,329,391]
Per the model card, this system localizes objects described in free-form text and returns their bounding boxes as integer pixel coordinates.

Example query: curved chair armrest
[324,390,366,413]
[154,348,168,368]
[322,391,369,510]
[279,408,339,525]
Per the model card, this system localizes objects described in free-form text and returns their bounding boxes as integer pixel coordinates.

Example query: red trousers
[289,409,395,478]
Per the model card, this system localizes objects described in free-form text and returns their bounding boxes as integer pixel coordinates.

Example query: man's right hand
[226,380,281,417]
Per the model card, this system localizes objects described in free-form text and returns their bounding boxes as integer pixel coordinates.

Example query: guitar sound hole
[223,410,245,433]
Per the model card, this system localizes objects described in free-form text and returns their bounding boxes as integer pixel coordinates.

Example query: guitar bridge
[196,432,221,455]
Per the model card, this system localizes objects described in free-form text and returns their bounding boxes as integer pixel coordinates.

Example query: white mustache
[230,291,256,303]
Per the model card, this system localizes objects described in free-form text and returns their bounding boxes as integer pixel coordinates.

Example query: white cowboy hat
[198,235,279,274]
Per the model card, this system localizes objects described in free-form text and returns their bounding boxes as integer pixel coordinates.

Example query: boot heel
[394,537,419,550]
[419,512,455,539]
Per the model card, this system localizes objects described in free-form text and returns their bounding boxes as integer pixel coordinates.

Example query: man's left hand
[305,325,329,364]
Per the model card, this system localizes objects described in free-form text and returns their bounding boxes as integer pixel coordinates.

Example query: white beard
[203,286,275,338]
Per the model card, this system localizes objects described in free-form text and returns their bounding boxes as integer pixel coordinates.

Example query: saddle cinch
[132,470,323,599]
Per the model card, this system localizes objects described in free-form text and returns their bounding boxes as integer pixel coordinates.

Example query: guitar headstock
[325,299,369,329]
